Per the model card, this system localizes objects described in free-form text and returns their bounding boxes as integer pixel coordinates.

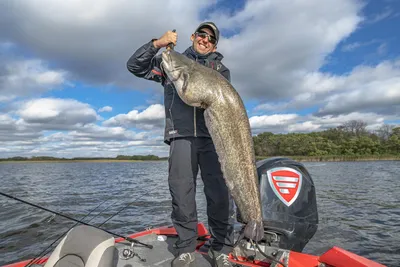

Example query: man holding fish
[127,22,237,267]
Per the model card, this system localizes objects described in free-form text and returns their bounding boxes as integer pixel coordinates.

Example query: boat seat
[44,225,117,267]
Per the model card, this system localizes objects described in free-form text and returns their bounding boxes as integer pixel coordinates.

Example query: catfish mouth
[161,51,183,82]
[161,63,183,82]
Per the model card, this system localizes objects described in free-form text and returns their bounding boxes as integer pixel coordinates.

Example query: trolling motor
[233,157,319,266]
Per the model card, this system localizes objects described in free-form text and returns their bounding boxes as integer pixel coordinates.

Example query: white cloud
[341,39,382,52]
[288,121,320,132]
[248,111,390,135]
[103,104,165,130]
[308,112,386,129]
[254,102,288,112]
[0,113,43,142]
[98,106,112,112]
[249,114,299,133]
[0,58,67,102]
[68,124,148,141]
[342,41,363,52]
[212,0,363,101]
[17,98,99,129]
[0,114,16,130]
[367,7,395,24]
[314,60,400,116]
[251,59,400,117]
[1,98,167,147]
[0,136,169,158]
[0,0,215,90]
[377,43,388,55]
[0,110,169,158]
[250,114,299,127]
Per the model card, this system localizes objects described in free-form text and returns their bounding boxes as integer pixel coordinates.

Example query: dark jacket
[126,40,231,144]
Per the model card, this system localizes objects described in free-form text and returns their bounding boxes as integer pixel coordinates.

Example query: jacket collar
[183,45,224,61]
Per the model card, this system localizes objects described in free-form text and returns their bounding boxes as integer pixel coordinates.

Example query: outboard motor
[237,157,318,253]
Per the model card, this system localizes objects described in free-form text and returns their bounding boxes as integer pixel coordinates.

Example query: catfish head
[161,50,213,108]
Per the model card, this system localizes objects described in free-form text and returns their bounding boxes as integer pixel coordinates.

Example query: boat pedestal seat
[44,225,117,267]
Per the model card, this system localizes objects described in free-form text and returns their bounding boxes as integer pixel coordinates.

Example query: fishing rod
[97,187,154,228]
[0,192,153,249]
[166,29,176,50]
[24,186,157,267]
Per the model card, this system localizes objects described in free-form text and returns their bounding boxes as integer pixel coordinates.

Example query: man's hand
[153,30,178,49]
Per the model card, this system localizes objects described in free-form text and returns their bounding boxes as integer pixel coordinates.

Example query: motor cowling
[237,157,319,252]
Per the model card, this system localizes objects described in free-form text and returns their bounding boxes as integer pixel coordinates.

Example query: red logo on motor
[266,167,302,207]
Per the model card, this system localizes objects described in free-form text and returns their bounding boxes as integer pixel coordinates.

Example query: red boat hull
[2,223,386,267]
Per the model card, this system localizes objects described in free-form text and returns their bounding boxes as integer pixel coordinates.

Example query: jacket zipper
[194,56,198,137]
[194,107,197,137]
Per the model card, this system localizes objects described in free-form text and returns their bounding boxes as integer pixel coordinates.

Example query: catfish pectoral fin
[243,220,264,242]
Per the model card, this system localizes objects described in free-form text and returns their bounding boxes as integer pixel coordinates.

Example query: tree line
[253,120,400,160]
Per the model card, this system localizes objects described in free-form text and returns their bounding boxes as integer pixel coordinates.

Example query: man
[127,22,234,267]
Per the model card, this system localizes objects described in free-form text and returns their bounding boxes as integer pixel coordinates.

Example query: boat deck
[114,233,215,267]
[5,224,382,267]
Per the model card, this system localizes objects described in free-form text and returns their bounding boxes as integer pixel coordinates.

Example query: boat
[2,222,386,267]
[1,157,387,267]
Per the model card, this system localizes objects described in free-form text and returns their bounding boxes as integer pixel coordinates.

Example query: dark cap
[195,22,220,44]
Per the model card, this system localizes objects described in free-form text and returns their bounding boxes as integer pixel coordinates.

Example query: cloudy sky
[0,0,399,158]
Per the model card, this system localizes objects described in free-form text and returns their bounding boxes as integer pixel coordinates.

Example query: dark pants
[168,137,235,254]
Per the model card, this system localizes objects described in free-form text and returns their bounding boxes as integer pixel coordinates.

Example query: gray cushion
[44,225,115,267]
[54,255,84,267]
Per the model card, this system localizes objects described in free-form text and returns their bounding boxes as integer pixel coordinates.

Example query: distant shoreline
[1,156,399,163]
[0,155,167,163]
[0,159,151,163]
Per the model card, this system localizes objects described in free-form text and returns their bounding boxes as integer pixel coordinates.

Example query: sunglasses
[195,31,217,44]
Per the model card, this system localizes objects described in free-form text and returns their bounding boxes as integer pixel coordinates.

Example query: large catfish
[161,49,264,242]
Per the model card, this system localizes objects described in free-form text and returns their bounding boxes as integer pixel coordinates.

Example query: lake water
[0,160,399,266]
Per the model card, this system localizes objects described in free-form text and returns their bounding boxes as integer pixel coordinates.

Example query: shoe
[171,252,195,267]
[208,247,233,267]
